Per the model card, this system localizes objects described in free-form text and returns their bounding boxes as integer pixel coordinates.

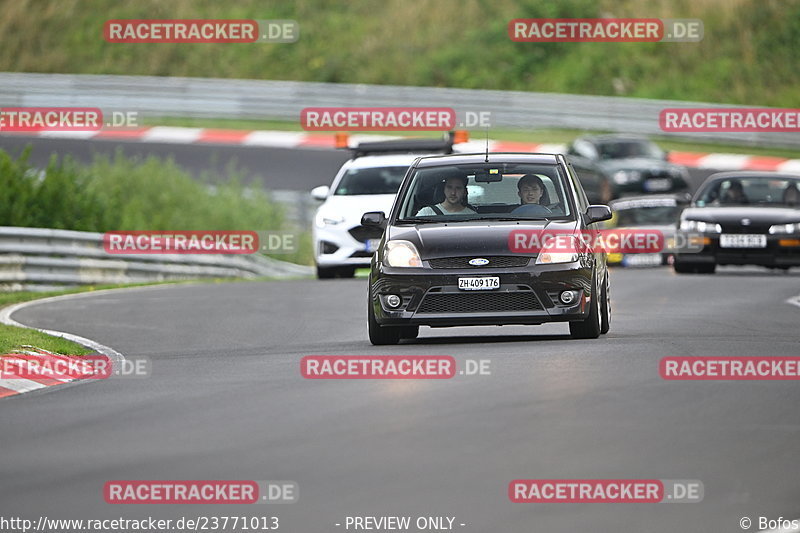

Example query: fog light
[559,290,577,305]
[385,294,402,308]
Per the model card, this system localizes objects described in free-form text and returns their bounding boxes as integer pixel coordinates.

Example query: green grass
[1,0,798,107]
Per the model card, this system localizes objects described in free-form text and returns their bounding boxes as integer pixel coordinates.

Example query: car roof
[702,170,800,181]
[344,153,429,169]
[413,152,561,167]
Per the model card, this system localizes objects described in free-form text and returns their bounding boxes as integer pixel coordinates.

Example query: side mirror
[361,211,387,229]
[311,185,330,201]
[585,205,613,225]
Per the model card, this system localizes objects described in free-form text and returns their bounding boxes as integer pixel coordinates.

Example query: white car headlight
[315,212,345,228]
[612,170,641,185]
[769,222,800,234]
[384,240,422,268]
[680,219,722,233]
[535,236,579,265]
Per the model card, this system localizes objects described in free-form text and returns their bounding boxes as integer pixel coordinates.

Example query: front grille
[417,290,542,314]
[428,256,530,269]
[719,225,771,234]
[348,225,384,242]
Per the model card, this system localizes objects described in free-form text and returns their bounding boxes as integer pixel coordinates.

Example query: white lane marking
[243,130,307,147]
[535,143,567,154]
[696,153,751,170]
[777,159,800,173]
[0,292,126,366]
[0,379,47,393]
[141,126,203,143]
[37,130,100,139]
[786,294,800,309]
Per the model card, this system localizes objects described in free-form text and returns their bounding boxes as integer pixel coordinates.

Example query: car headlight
[535,236,579,264]
[612,170,641,185]
[769,222,800,234]
[315,212,345,228]
[680,219,722,233]
[383,240,422,268]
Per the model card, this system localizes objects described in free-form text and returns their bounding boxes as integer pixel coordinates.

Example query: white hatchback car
[311,139,454,278]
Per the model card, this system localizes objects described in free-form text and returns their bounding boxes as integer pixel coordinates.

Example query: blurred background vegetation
[0,0,797,106]
[0,149,313,264]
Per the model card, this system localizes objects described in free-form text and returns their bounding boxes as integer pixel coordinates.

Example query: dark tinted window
[334,166,407,195]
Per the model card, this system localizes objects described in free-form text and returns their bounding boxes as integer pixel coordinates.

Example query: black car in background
[362,153,613,344]
[567,134,690,204]
[673,171,800,273]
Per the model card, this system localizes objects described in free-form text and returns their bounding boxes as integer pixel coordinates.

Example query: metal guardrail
[0,226,312,291]
[0,72,797,149]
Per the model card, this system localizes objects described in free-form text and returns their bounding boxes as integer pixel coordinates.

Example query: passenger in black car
[783,183,800,206]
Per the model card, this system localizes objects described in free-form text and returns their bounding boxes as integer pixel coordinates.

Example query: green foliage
[0,0,797,106]
[0,148,321,265]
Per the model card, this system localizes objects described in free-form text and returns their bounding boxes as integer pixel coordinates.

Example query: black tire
[316,265,337,279]
[368,288,400,345]
[673,258,694,274]
[399,325,419,340]
[317,266,356,279]
[569,275,602,339]
[600,273,611,335]
[338,266,356,278]
[697,263,716,274]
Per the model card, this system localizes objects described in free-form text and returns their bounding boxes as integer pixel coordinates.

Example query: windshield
[695,177,800,207]
[396,163,572,221]
[334,166,407,195]
[597,140,664,160]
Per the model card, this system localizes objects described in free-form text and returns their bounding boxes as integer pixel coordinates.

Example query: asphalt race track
[2,267,800,532]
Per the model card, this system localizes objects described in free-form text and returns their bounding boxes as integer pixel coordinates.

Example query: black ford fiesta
[363,153,613,345]
[673,171,800,273]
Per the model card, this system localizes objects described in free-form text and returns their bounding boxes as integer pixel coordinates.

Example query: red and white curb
[3,127,799,172]
[0,346,94,398]
[0,290,125,399]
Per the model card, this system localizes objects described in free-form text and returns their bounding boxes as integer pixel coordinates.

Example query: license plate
[644,178,671,192]
[458,277,500,291]
[719,234,767,248]
[365,239,381,252]
[623,253,663,267]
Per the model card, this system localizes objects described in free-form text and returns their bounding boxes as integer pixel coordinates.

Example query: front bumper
[674,235,800,267]
[369,261,595,327]
[314,224,382,268]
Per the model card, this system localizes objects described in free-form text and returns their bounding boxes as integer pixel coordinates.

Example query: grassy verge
[1,0,798,107]
[145,117,800,159]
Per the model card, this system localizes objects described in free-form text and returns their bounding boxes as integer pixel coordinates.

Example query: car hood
[682,206,800,225]
[317,194,396,225]
[387,220,578,259]
[598,158,678,173]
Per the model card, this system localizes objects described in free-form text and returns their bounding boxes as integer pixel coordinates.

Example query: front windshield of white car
[334,166,407,195]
